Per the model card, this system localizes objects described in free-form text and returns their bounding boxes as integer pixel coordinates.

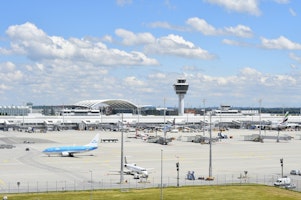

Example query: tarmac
[1,128,301,193]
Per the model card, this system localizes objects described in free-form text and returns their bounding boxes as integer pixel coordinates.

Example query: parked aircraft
[253,112,299,130]
[147,124,173,145]
[42,134,99,157]
[124,156,149,179]
[267,112,293,130]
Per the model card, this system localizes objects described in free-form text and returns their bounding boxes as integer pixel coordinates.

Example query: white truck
[274,177,291,186]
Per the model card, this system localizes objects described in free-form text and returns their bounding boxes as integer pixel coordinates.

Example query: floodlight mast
[173,78,189,116]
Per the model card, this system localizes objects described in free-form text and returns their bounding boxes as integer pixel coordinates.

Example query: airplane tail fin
[163,125,171,133]
[124,156,128,164]
[281,111,289,124]
[86,133,99,147]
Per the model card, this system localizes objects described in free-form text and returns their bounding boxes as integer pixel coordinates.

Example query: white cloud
[224,25,253,38]
[0,84,9,91]
[36,63,45,71]
[0,61,16,72]
[188,67,300,106]
[0,47,11,55]
[289,53,301,63]
[186,18,218,35]
[261,36,301,50]
[164,0,176,10]
[102,35,113,43]
[0,22,163,104]
[123,76,156,94]
[289,8,297,16]
[115,29,156,46]
[204,0,261,16]
[145,34,215,59]
[290,64,297,69]
[148,21,187,31]
[0,62,23,84]
[114,29,216,60]
[116,0,132,6]
[239,67,262,77]
[222,39,246,46]
[182,65,197,71]
[124,76,145,86]
[274,0,290,4]
[1,21,300,107]
[187,18,253,38]
[4,22,158,66]
[148,73,166,79]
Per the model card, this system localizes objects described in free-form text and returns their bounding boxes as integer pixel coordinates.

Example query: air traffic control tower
[173,78,189,116]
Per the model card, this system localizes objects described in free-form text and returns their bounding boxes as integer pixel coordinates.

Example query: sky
[0,0,301,108]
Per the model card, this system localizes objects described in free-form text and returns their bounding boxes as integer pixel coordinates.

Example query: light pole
[160,149,163,200]
[89,170,93,200]
[120,113,124,184]
[176,156,179,187]
[22,102,25,126]
[209,112,212,178]
[259,99,262,142]
[17,182,20,193]
[277,125,280,143]
[203,99,206,136]
[280,158,283,178]
[163,98,166,124]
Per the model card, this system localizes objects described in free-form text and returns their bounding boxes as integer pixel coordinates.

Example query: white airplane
[254,112,299,130]
[42,134,99,157]
[270,112,287,129]
[124,157,149,179]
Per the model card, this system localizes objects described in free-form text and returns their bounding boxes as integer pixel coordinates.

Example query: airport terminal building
[2,99,178,117]
[0,103,33,116]
[1,99,300,132]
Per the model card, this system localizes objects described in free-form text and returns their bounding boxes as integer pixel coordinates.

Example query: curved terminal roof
[74,99,138,110]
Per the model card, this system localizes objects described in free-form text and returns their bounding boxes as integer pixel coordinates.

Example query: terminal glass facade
[0,106,30,116]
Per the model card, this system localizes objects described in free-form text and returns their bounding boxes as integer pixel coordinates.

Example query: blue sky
[0,0,301,108]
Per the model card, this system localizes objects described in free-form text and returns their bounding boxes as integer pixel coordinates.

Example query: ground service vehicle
[274,177,291,186]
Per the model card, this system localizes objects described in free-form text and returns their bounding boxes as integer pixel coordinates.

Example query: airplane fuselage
[125,164,148,178]
[43,145,97,156]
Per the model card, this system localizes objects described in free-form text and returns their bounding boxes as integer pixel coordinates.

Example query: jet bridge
[243,134,293,142]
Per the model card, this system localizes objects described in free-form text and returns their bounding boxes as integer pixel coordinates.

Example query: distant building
[60,109,101,116]
[0,103,32,116]
[212,105,239,115]
[212,105,258,116]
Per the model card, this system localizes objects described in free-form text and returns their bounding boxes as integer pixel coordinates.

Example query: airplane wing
[108,170,133,176]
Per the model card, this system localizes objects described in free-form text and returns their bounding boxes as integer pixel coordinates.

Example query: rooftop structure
[74,99,137,110]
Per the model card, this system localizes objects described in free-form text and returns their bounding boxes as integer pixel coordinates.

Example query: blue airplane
[43,133,99,157]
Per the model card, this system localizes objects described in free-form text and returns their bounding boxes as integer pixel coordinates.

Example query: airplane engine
[61,152,70,157]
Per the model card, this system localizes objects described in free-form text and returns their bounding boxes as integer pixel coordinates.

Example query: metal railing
[1,174,300,194]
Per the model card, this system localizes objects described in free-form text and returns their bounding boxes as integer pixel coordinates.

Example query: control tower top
[173,78,189,94]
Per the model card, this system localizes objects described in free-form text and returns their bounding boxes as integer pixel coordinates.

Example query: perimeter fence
[1,174,301,194]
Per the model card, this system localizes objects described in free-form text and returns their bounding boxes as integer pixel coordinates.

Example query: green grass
[4,185,301,200]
